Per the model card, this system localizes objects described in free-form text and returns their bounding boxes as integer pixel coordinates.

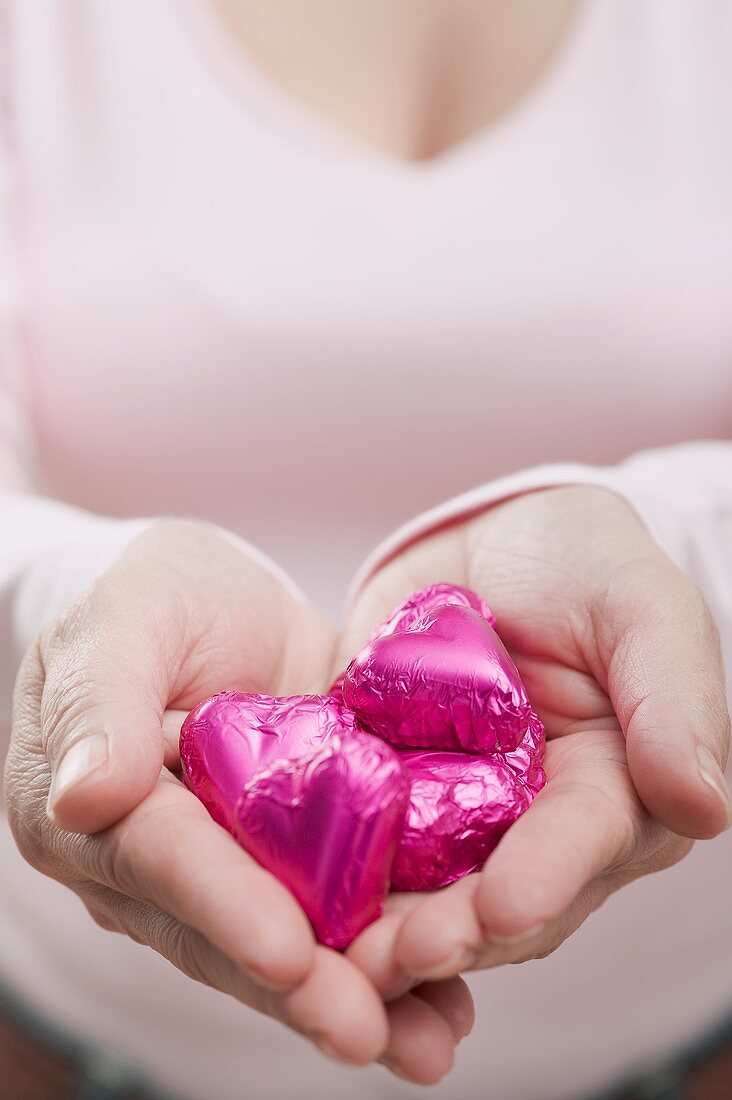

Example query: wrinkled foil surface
[329,582,495,703]
[180,584,546,944]
[364,582,497,640]
[344,603,531,753]
[392,749,531,891]
[237,731,408,949]
[180,692,408,948]
[180,691,358,832]
[503,710,547,798]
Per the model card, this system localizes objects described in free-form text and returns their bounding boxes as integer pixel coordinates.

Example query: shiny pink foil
[237,731,408,949]
[329,583,495,702]
[503,710,547,798]
[180,692,408,948]
[180,691,358,833]
[181,584,546,941]
[344,603,531,754]
[391,749,532,891]
[364,582,497,639]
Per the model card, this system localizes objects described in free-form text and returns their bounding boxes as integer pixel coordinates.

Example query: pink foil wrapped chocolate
[503,710,547,798]
[391,749,532,891]
[180,692,409,949]
[344,603,531,754]
[180,691,358,833]
[181,584,546,945]
[340,583,545,892]
[238,732,408,948]
[329,583,496,703]
[365,582,497,639]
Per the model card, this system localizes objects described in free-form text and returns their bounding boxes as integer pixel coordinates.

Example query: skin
[212,0,577,161]
[342,488,731,989]
[4,522,471,1085]
[5,489,729,1083]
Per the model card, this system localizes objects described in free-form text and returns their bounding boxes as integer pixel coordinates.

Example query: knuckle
[5,722,56,879]
[652,831,694,873]
[628,822,693,876]
[38,595,93,663]
[41,670,97,742]
[160,919,211,985]
[83,899,122,934]
[5,784,69,879]
[12,638,44,719]
[527,936,563,962]
[6,797,48,871]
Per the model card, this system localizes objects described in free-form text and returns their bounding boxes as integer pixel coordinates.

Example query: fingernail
[697,745,732,828]
[380,1056,412,1081]
[446,1005,474,1043]
[486,922,547,946]
[47,734,109,820]
[310,1034,351,1065]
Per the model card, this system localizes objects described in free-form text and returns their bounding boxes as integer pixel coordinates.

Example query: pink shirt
[1,2,732,1098]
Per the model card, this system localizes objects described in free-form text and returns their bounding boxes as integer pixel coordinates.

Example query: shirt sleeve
[0,13,151,721]
[348,441,732,691]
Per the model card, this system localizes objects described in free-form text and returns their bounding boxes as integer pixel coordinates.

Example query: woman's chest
[16,0,732,536]
[26,164,732,532]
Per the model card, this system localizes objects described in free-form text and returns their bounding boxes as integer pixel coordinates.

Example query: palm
[340,497,693,982]
[7,523,473,1083]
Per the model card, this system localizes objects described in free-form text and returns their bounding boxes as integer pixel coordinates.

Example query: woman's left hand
[342,486,731,991]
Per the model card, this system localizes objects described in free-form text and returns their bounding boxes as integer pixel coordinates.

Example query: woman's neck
[209,0,578,161]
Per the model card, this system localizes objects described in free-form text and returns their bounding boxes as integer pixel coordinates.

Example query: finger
[346,892,423,999]
[594,555,732,838]
[35,520,325,836]
[454,881,617,973]
[69,772,316,991]
[380,992,457,1085]
[411,978,475,1044]
[37,575,177,834]
[281,947,389,1064]
[162,709,187,769]
[394,732,646,978]
[82,885,388,1066]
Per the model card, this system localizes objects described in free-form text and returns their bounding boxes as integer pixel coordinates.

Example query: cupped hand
[4,520,471,1083]
[343,487,731,987]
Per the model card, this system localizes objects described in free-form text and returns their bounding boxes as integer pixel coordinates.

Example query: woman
[1,1,731,1097]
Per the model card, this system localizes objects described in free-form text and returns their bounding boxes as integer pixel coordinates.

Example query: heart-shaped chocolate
[391,749,532,891]
[329,583,496,703]
[344,603,531,754]
[182,586,546,939]
[364,582,497,641]
[180,692,408,949]
[237,733,409,948]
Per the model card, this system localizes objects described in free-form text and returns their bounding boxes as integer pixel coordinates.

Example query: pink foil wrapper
[237,731,408,949]
[365,582,497,639]
[180,692,408,948]
[344,603,531,754]
[503,710,547,798]
[181,585,546,941]
[329,583,495,702]
[391,749,531,891]
[337,583,545,891]
[179,691,358,833]
[392,713,546,891]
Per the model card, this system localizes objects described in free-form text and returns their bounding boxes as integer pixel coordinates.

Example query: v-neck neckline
[174,0,598,185]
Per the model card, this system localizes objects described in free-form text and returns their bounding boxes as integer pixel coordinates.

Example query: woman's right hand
[4,520,471,1083]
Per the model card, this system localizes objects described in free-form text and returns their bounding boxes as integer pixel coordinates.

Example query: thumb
[596,554,731,840]
[40,578,173,835]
